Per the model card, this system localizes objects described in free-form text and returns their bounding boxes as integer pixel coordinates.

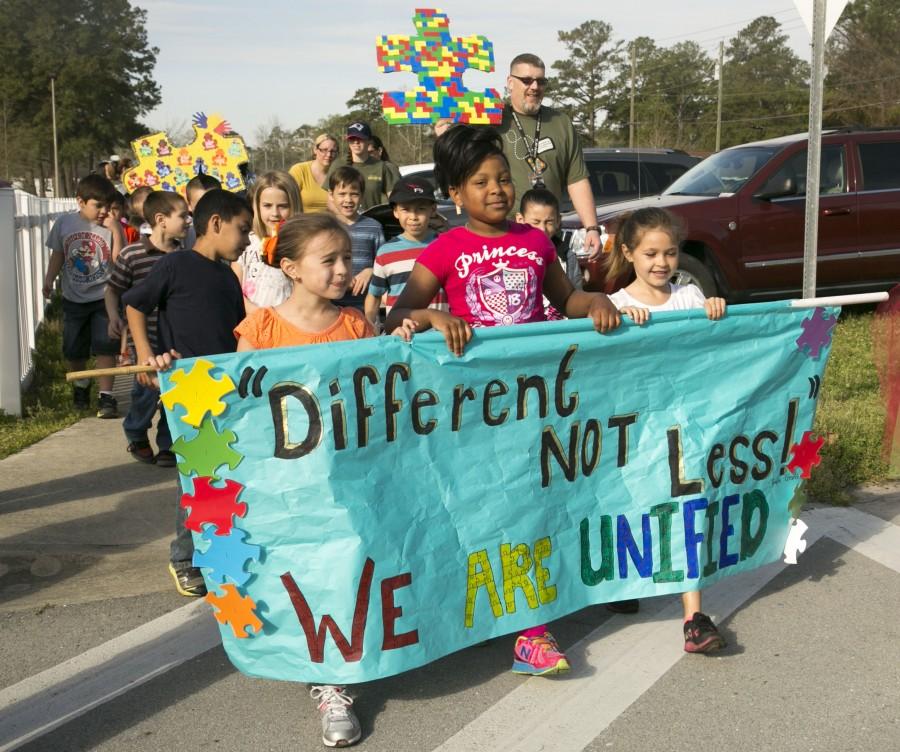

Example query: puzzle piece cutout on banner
[172,416,243,479]
[795,307,838,358]
[206,584,263,638]
[181,477,247,536]
[194,527,260,587]
[788,484,807,519]
[160,359,236,428]
[787,431,825,479]
[783,518,809,564]
[377,8,504,125]
[121,112,249,197]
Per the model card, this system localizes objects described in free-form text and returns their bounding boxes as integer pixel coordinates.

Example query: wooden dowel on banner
[66,365,157,382]
[790,292,888,308]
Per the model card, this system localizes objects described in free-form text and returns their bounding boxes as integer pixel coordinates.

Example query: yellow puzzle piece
[121,112,249,197]
[160,359,236,428]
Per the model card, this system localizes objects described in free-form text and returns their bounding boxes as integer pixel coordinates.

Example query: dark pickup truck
[564,128,900,300]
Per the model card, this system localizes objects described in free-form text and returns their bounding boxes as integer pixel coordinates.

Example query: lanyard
[511,107,543,172]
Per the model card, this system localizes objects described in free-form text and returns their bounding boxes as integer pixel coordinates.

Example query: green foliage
[0,299,84,458]
[720,16,810,147]
[825,0,900,127]
[0,0,159,190]
[808,310,888,503]
[550,21,622,146]
[604,37,715,149]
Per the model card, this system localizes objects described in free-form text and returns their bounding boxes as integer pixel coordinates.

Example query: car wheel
[673,254,717,297]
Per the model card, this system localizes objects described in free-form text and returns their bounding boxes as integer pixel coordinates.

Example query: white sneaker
[310,685,361,748]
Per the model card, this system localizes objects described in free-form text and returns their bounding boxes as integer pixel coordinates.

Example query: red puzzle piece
[181,477,247,535]
[206,583,263,638]
[787,431,825,479]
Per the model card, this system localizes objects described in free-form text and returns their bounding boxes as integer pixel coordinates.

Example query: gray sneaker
[309,685,361,748]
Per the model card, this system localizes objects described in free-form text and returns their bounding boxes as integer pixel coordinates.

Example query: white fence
[0,187,78,416]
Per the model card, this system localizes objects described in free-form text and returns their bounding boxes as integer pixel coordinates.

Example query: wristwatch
[584,226,600,233]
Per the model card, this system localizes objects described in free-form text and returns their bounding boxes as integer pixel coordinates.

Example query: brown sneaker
[127,441,156,464]
[168,562,207,597]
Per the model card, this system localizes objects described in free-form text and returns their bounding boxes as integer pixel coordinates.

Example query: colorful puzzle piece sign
[377,8,504,125]
[122,112,249,197]
[159,300,841,683]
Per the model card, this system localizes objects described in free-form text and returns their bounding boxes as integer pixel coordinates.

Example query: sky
[139,1,817,147]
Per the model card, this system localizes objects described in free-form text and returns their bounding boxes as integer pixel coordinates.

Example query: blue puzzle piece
[193,526,261,587]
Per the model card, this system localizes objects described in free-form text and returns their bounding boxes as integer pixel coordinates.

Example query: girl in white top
[606,207,730,655]
[232,171,302,313]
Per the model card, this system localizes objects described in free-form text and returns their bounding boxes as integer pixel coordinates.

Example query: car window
[858,142,900,190]
[758,145,846,197]
[644,163,690,192]
[665,147,776,196]
[588,162,640,199]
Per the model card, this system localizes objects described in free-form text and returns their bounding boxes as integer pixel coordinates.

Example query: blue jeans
[170,480,194,565]
[122,378,171,450]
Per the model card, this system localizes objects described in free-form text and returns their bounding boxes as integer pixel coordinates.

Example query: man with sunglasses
[498,53,602,258]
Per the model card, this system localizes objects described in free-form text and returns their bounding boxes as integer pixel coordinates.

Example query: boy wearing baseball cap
[365,176,447,328]
[328,121,400,211]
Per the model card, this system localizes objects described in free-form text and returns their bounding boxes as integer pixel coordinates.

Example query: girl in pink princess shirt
[385,124,622,675]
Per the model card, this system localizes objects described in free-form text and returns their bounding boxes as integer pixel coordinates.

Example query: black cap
[346,121,373,140]
[389,176,437,204]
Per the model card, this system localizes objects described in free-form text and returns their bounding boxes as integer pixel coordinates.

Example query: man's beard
[518,98,542,116]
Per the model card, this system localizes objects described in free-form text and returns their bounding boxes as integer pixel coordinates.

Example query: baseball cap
[346,121,373,140]
[389,176,437,204]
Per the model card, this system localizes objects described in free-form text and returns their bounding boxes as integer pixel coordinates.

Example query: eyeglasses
[509,74,548,88]
[316,146,338,154]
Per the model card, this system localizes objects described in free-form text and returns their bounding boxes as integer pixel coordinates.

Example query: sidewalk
[0,388,185,688]
[1,407,899,751]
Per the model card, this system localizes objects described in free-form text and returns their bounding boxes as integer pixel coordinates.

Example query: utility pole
[715,42,724,152]
[629,45,636,148]
[802,0,827,298]
[50,76,60,197]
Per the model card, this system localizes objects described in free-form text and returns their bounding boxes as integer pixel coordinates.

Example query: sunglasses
[509,74,548,88]
[316,146,338,154]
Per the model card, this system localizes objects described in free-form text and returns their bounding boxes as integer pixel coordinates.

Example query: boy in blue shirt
[123,189,252,597]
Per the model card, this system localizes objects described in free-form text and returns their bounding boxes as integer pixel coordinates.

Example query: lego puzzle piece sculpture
[377,8,504,125]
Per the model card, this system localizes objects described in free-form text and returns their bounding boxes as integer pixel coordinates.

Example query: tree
[604,37,716,149]
[550,20,623,146]
[0,0,159,194]
[345,87,383,124]
[720,17,810,147]
[825,0,900,127]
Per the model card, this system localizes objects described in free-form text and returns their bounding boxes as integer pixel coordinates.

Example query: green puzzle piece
[172,415,243,479]
[788,484,806,519]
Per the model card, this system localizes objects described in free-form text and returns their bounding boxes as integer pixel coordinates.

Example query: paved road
[1,416,898,751]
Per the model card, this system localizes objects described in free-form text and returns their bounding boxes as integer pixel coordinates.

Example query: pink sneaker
[511,631,571,675]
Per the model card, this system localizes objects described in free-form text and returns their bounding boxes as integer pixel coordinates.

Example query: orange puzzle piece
[206,583,263,638]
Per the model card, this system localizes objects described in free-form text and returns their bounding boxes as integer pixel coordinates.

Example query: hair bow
[261,220,287,265]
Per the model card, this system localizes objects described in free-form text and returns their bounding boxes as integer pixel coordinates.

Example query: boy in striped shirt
[365,177,448,329]
[105,191,189,465]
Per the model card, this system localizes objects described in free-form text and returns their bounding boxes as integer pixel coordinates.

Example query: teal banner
[159,301,837,684]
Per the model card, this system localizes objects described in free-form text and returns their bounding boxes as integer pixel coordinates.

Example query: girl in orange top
[236,213,414,350]
[234,212,414,747]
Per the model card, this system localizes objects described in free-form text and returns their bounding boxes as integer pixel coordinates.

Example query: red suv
[564,129,900,300]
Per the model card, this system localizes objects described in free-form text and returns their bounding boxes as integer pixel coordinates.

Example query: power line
[651,7,797,45]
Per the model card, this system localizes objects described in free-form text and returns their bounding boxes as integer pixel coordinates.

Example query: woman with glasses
[289,133,339,214]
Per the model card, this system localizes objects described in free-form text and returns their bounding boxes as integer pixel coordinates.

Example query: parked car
[367,148,699,239]
[564,128,900,300]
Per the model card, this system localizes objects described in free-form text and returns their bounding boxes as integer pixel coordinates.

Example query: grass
[0,298,90,459]
[807,307,889,503]
[0,300,891,504]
